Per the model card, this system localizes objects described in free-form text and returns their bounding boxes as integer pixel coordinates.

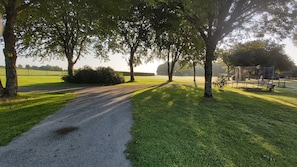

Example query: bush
[62,66,125,85]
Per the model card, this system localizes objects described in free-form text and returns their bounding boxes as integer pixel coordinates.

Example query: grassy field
[124,75,203,85]
[0,75,71,88]
[0,67,66,76]
[1,74,200,87]
[1,67,67,87]
[126,81,297,166]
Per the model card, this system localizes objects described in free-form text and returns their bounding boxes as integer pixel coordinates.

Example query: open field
[0,67,66,76]
[1,74,203,87]
[0,75,68,88]
[1,72,296,90]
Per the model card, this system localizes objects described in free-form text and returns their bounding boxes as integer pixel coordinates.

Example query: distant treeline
[18,64,63,71]
[1,65,155,76]
[119,71,155,76]
[157,63,226,76]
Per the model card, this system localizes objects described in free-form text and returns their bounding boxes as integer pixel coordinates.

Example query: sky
[0,38,297,73]
[0,46,164,73]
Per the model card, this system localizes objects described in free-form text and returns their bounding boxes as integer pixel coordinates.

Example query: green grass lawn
[127,84,297,167]
[0,67,66,76]
[1,71,297,166]
[0,74,80,146]
[123,75,205,86]
[1,67,68,87]
[0,92,76,146]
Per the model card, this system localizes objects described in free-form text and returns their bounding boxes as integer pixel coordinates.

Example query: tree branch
[0,0,7,7]
[16,1,34,13]
[73,35,87,65]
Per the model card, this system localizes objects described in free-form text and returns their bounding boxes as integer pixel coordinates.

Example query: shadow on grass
[127,86,297,167]
[0,92,75,146]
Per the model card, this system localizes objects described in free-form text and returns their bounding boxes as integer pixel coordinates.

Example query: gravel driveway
[0,85,150,167]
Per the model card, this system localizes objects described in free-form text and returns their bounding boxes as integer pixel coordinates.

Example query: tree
[151,1,198,82]
[17,0,120,77]
[228,40,295,73]
[178,31,205,83]
[178,0,292,98]
[219,50,232,81]
[17,0,131,77]
[115,0,152,82]
[156,62,226,77]
[179,49,205,82]
[0,0,38,97]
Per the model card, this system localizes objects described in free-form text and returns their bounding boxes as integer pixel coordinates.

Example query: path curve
[0,85,151,167]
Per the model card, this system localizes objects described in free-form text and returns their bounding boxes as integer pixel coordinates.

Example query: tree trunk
[193,62,196,82]
[3,1,18,97]
[0,79,5,97]
[227,65,230,81]
[67,60,74,77]
[168,61,176,82]
[204,45,215,98]
[129,52,135,82]
[168,70,173,82]
[65,48,75,76]
[166,51,172,82]
[167,66,171,82]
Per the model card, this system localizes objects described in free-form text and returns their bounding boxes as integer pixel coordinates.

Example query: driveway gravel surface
[0,85,151,167]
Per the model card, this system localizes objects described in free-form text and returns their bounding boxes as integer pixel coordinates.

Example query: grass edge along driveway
[0,92,76,146]
[127,86,297,167]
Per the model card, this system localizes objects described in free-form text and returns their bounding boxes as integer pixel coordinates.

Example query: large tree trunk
[166,51,172,82]
[168,67,173,82]
[0,79,5,97]
[129,51,135,82]
[167,62,171,82]
[65,49,75,77]
[204,44,216,98]
[67,60,74,77]
[168,61,176,82]
[3,1,18,97]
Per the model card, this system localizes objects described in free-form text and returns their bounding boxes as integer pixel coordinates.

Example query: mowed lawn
[0,73,75,146]
[127,82,297,167]
[1,72,297,166]
[0,67,66,76]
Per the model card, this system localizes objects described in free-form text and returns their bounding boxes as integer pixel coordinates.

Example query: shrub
[62,66,125,85]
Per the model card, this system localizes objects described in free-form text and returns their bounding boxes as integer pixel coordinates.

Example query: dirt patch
[54,126,79,136]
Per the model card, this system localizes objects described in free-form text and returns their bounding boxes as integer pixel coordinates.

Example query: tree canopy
[227,40,295,73]
[1,0,295,97]
[0,0,131,96]
[17,0,129,76]
[150,1,203,82]
[184,0,293,97]
[114,0,152,82]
